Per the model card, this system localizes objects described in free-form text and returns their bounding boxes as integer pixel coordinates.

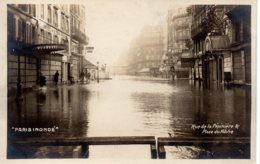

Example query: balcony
[175,35,190,42]
[191,23,206,39]
[71,28,89,44]
[175,23,190,30]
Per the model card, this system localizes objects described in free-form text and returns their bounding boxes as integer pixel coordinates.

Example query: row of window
[174,30,190,39]
[8,13,69,45]
[8,14,35,45]
[40,5,69,33]
[17,4,36,17]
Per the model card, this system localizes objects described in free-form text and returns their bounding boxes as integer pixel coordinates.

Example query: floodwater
[8,76,251,159]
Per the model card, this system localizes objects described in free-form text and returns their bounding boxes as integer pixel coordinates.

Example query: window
[40,29,44,43]
[26,24,29,44]
[41,5,44,19]
[18,19,22,40]
[22,22,26,42]
[48,32,52,43]
[54,35,58,43]
[48,6,52,23]
[32,26,35,42]
[233,21,240,43]
[19,5,28,12]
[29,5,35,16]
[7,14,14,39]
[61,14,64,30]
[54,9,58,27]
[66,18,69,32]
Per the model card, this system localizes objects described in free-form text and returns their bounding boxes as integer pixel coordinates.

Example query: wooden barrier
[157,137,250,159]
[12,136,250,159]
[12,136,157,159]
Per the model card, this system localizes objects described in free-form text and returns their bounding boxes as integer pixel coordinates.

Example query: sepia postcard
[0,0,257,164]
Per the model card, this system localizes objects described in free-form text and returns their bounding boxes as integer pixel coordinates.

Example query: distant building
[127,25,167,76]
[166,7,192,79]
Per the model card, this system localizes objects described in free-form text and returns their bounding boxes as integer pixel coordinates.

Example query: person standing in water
[54,70,59,85]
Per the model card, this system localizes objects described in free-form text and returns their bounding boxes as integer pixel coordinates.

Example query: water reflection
[8,76,251,158]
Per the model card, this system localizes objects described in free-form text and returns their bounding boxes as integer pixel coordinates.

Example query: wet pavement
[8,76,251,159]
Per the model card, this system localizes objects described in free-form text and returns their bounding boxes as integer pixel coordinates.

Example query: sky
[84,0,187,66]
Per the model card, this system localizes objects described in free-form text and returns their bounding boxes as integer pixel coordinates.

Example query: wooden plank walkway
[11,136,250,159]
[157,137,250,159]
[13,136,156,145]
[12,136,157,158]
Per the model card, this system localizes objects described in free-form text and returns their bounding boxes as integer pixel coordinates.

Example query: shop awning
[83,59,97,69]
[31,44,67,54]
[8,39,67,57]
[205,35,230,53]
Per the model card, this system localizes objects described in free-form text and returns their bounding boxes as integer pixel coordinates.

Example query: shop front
[204,35,230,84]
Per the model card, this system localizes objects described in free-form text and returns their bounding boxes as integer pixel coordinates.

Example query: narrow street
[8,76,251,158]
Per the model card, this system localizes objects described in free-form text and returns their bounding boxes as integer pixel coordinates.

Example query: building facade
[127,25,167,76]
[7,4,89,97]
[190,5,251,85]
[166,7,192,79]
[70,5,88,82]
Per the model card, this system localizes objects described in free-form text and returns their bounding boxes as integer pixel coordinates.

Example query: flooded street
[8,76,251,159]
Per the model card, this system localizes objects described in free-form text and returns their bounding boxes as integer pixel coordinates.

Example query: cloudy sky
[84,0,187,66]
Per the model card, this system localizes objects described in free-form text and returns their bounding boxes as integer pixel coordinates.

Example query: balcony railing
[71,28,89,44]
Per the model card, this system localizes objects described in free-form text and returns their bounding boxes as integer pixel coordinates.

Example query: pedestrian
[54,70,59,85]
[80,71,85,83]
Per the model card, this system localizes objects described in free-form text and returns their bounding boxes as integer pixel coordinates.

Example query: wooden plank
[158,146,166,159]
[81,144,89,158]
[73,146,82,158]
[157,137,250,146]
[12,136,156,146]
[150,144,157,159]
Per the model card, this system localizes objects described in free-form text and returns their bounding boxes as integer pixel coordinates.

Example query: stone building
[190,5,251,85]
[166,7,192,79]
[7,4,89,98]
[127,25,167,76]
[70,5,88,82]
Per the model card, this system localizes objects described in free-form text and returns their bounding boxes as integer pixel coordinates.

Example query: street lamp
[97,61,99,83]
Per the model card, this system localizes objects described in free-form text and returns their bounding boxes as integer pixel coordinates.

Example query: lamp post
[97,61,99,83]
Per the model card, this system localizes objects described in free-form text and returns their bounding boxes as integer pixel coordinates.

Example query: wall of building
[8,55,37,91]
